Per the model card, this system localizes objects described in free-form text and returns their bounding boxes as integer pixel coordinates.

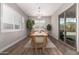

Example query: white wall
[51,3,74,40]
[51,14,58,39]
[0,3,28,52]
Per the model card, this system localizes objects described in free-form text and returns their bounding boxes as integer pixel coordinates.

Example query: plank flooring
[2,36,78,55]
[49,36,79,55]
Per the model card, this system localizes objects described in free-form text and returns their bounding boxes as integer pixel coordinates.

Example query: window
[34,20,46,28]
[1,4,25,32]
[21,16,25,30]
[14,11,21,30]
[1,4,14,32]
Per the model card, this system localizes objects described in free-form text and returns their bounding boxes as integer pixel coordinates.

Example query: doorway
[59,4,76,48]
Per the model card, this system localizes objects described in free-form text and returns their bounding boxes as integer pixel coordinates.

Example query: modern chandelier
[37,6,42,19]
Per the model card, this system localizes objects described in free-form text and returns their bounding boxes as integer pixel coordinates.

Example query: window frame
[1,4,25,32]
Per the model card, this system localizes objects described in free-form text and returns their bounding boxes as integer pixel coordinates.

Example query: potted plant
[26,19,35,33]
[47,24,52,35]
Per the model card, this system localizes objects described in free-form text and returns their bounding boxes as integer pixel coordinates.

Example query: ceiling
[17,3,64,16]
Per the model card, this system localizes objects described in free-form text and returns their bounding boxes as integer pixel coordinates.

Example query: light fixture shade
[37,6,42,19]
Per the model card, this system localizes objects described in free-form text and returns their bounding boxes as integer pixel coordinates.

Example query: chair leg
[35,48,38,54]
[42,47,45,54]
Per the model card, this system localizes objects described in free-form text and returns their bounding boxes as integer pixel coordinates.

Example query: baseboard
[49,35,58,40]
[0,35,27,52]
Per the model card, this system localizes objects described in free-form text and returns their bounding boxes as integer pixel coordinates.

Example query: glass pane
[15,25,20,29]
[3,23,13,29]
[65,4,76,47]
[59,13,65,41]
[34,20,46,29]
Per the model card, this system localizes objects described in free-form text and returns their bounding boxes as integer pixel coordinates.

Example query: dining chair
[31,36,47,54]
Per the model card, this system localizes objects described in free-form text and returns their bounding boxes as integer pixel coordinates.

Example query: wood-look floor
[2,36,78,55]
[49,36,79,55]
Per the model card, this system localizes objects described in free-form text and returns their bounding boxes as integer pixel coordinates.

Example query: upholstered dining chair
[31,36,48,54]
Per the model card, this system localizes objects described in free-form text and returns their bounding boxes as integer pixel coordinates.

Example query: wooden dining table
[30,31,48,52]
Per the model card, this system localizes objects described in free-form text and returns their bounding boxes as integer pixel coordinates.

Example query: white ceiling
[17,3,64,16]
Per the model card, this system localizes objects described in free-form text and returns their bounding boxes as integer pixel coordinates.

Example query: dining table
[30,31,48,50]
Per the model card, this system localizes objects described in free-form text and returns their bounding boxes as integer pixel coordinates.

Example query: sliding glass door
[59,4,76,48]
[65,4,76,47]
[59,13,65,41]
